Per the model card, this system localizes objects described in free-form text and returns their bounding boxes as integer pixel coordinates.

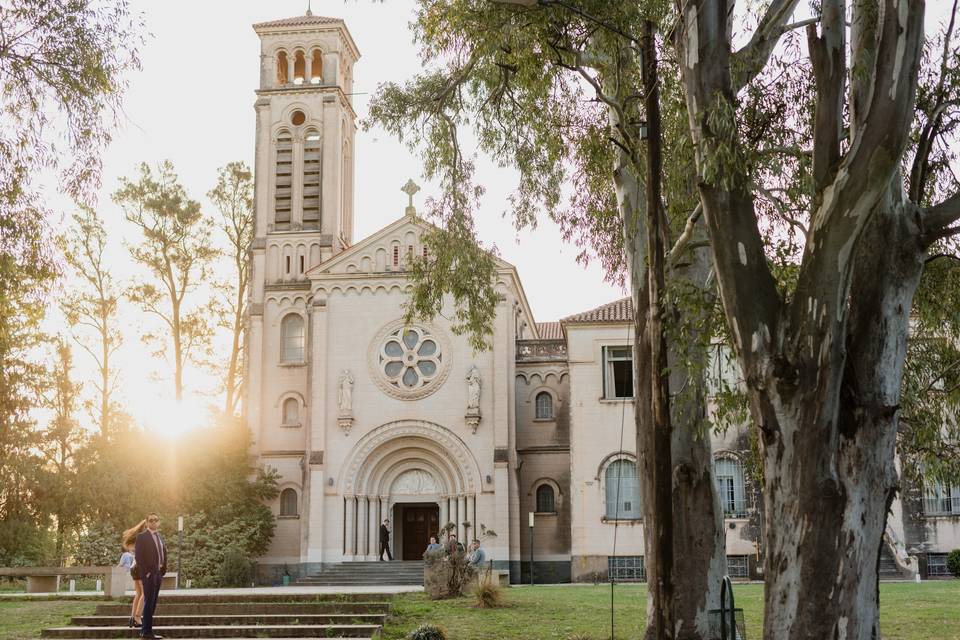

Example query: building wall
[564,323,644,582]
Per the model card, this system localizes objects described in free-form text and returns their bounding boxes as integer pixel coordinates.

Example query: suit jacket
[134,530,167,579]
[379,524,390,544]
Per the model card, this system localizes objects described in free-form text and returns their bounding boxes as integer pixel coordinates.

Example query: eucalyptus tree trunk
[671,1,942,638]
[613,28,725,638]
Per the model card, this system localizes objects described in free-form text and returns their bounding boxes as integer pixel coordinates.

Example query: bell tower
[251,12,360,270]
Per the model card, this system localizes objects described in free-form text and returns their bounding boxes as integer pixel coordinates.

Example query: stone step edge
[73,614,387,623]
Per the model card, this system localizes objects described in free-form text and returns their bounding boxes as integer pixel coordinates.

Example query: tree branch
[731,0,805,91]
[923,192,960,245]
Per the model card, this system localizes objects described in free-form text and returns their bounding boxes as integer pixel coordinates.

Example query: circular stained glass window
[378,326,443,393]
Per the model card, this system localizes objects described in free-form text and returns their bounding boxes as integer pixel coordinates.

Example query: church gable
[306,214,514,278]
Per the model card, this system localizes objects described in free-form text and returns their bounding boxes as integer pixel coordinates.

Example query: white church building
[244,12,960,584]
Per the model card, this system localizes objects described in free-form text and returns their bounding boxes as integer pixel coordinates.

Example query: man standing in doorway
[134,512,166,639]
[379,519,393,561]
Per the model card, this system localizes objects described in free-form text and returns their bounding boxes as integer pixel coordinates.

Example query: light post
[528,511,534,586]
[177,515,183,589]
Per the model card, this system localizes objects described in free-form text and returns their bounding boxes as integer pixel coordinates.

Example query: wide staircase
[40,593,392,639]
[297,561,424,586]
[879,544,914,580]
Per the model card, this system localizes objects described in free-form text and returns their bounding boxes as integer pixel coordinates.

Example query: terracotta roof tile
[254,14,343,29]
[561,297,633,324]
[535,322,563,340]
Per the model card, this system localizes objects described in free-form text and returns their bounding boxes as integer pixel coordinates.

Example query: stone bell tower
[250,12,360,267]
[245,13,360,462]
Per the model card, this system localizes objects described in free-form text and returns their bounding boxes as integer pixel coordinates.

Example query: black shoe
[128,617,135,628]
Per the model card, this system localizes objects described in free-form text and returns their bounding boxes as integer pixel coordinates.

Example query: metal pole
[177,515,183,589]
[528,511,534,586]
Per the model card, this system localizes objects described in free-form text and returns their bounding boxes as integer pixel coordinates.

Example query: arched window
[274,131,293,223]
[302,131,321,224]
[276,51,289,84]
[281,314,305,363]
[282,397,299,425]
[535,392,554,419]
[279,488,298,516]
[536,484,556,513]
[714,457,747,518]
[293,51,306,84]
[605,459,640,520]
[310,49,322,83]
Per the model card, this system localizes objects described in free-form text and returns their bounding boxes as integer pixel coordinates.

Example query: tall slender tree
[39,338,86,564]
[60,206,124,437]
[208,162,254,417]
[368,3,727,636]
[114,161,219,401]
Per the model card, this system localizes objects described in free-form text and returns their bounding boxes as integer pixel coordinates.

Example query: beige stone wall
[565,323,645,579]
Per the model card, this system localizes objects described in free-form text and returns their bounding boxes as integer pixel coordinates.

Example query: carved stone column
[440,496,449,532]
[358,496,369,557]
[466,494,476,540]
[344,496,356,557]
[457,495,467,542]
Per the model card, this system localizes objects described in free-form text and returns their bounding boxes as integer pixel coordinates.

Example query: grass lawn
[384,582,960,640]
[0,600,96,639]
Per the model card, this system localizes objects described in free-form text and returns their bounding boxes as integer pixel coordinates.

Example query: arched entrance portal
[391,470,440,559]
[339,420,482,560]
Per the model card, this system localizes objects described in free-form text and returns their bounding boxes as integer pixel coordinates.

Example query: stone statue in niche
[466,366,481,409]
[338,369,354,434]
[465,366,481,434]
[338,369,354,413]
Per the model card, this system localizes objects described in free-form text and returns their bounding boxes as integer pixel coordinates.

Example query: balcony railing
[721,499,749,519]
[923,496,960,516]
[516,340,567,362]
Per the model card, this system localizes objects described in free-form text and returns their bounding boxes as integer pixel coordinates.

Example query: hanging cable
[609,319,633,640]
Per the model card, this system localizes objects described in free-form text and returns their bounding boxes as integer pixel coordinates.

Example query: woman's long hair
[122,519,147,550]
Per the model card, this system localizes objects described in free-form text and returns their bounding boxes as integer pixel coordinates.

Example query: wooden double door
[399,504,440,560]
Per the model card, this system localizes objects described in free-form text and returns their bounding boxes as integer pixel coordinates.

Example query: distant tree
[207,162,254,417]
[60,206,125,437]
[38,339,87,563]
[113,161,220,401]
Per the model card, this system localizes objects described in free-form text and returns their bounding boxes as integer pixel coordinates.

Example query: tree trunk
[612,27,724,640]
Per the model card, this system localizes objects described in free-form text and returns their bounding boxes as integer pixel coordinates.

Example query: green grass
[0,582,957,639]
[0,600,96,639]
[383,582,960,640]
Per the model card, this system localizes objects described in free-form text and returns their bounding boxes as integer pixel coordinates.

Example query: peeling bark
[671,1,929,638]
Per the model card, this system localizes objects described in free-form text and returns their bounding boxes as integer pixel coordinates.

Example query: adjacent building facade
[245,12,960,584]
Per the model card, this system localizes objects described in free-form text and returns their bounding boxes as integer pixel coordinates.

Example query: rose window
[379,327,442,392]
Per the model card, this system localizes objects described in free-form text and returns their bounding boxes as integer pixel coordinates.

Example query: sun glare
[142,394,212,439]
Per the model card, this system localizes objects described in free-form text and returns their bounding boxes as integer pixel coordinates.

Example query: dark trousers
[141,572,162,636]
[379,541,393,560]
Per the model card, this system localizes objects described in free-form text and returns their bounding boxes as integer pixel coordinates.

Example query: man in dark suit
[379,519,393,561]
[134,513,166,639]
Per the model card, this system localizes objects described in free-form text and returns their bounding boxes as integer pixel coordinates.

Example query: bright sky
[43,0,624,436]
[44,2,958,437]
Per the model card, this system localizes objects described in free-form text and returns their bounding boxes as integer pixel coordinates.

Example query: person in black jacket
[379,519,393,561]
[134,513,167,639]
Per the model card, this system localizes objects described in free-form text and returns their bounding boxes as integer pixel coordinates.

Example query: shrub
[409,624,447,640]
[219,546,250,587]
[947,549,960,577]
[470,573,504,608]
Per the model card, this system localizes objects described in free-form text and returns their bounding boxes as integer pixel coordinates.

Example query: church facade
[245,13,960,584]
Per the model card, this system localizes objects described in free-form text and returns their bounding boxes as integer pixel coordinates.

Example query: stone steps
[296,562,424,586]
[41,593,391,640]
[72,614,387,626]
[93,603,390,616]
[41,624,380,638]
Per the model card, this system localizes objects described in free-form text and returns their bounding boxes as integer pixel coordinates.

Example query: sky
[44,1,958,437]
[43,0,624,436]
